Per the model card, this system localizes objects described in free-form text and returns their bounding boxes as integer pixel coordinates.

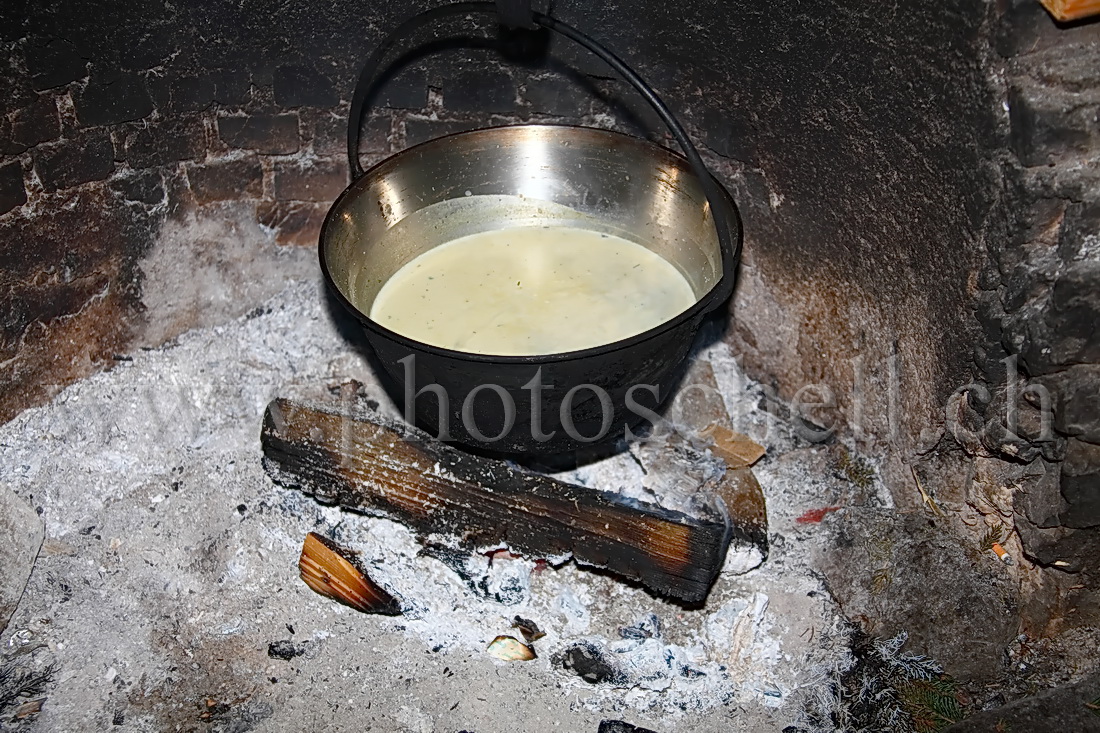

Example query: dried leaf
[298,532,402,615]
[701,424,765,468]
[486,635,536,662]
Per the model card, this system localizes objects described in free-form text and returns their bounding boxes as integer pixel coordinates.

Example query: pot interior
[321,125,728,338]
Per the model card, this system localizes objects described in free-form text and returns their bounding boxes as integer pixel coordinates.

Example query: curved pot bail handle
[346,2,740,306]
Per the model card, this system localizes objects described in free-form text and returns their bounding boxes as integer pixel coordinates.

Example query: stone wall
[973,1,1100,621]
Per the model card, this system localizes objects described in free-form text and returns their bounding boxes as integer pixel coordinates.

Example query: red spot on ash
[795,506,842,524]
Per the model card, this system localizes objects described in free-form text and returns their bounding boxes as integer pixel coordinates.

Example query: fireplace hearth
[2,1,1098,730]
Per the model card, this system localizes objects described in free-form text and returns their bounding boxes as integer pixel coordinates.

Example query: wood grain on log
[261,398,739,603]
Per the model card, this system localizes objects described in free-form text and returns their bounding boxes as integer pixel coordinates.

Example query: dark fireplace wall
[1,1,1097,569]
[1,0,996,432]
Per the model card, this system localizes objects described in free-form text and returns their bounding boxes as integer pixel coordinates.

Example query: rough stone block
[1013,458,1066,529]
[74,71,154,127]
[118,115,206,168]
[0,486,44,633]
[257,200,327,246]
[187,156,264,203]
[0,161,27,215]
[218,114,300,155]
[1062,438,1100,529]
[273,158,347,202]
[1007,83,1096,167]
[1037,365,1100,443]
[1049,261,1100,357]
[1058,199,1100,262]
[273,65,338,108]
[442,67,517,115]
[33,132,115,192]
[1015,514,1097,573]
[1019,261,1100,374]
[24,35,87,90]
[11,93,61,149]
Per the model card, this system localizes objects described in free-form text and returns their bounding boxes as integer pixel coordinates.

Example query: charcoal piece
[261,398,737,602]
[598,721,659,733]
[267,640,309,660]
[553,643,622,685]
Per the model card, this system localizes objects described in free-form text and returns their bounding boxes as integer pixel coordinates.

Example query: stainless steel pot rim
[319,123,741,365]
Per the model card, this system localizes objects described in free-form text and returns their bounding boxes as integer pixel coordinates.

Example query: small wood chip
[701,424,765,468]
[14,699,44,719]
[298,532,402,615]
[486,635,537,661]
[1039,0,1100,21]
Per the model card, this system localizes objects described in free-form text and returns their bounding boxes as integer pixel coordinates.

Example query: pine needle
[979,525,1005,553]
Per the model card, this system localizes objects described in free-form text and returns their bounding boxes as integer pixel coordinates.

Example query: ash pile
[1,279,951,733]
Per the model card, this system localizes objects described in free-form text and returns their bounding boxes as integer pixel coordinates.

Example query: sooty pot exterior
[320,124,740,455]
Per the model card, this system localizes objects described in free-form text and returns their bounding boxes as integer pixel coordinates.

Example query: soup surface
[369,225,696,355]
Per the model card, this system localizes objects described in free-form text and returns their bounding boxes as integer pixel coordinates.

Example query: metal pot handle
[346,2,740,311]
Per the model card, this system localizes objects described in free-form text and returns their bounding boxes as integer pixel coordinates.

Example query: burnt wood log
[260,398,741,603]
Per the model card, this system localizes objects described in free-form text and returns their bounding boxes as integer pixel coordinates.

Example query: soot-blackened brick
[377,68,428,110]
[0,117,27,156]
[119,116,206,168]
[701,106,757,163]
[118,27,175,71]
[273,158,346,202]
[33,132,114,192]
[442,67,517,114]
[212,69,252,106]
[273,65,338,108]
[75,71,154,127]
[0,57,35,117]
[187,156,264,203]
[110,169,165,205]
[24,36,87,90]
[0,162,27,215]
[257,200,327,246]
[524,73,592,117]
[11,94,62,149]
[218,114,300,155]
[404,119,472,147]
[313,112,390,158]
[148,74,218,114]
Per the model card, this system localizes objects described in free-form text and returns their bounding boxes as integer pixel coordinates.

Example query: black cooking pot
[319,2,742,455]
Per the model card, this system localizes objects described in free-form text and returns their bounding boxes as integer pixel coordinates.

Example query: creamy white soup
[369,225,695,355]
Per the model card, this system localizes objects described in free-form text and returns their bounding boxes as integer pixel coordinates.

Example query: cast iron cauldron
[320,2,742,455]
